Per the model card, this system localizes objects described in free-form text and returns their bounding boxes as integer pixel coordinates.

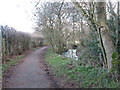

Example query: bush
[1,25,42,62]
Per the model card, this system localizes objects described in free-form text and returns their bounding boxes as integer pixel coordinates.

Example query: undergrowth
[2,55,24,72]
[0,55,24,79]
[2,47,39,72]
[45,48,120,88]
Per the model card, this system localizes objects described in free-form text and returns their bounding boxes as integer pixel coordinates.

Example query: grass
[2,55,24,72]
[45,48,120,88]
[0,55,25,79]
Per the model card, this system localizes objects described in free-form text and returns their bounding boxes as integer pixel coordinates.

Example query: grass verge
[45,48,120,88]
[0,55,25,80]
[0,47,40,79]
[2,55,24,72]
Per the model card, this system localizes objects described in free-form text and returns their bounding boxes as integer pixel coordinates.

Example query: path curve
[4,47,55,88]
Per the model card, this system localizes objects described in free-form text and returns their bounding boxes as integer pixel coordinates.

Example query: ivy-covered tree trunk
[96,2,116,69]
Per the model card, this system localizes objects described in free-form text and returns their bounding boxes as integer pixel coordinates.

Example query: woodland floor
[3,47,58,88]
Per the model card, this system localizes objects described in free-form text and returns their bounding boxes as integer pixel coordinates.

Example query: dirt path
[3,47,56,88]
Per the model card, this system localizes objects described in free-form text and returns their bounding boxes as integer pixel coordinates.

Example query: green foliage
[45,48,120,88]
[78,31,103,67]
[111,52,120,74]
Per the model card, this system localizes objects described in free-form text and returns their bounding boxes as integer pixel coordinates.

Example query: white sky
[0,0,35,33]
[0,0,67,33]
[0,0,118,33]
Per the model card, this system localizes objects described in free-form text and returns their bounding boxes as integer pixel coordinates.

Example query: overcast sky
[0,0,64,33]
[0,0,118,33]
[0,0,36,33]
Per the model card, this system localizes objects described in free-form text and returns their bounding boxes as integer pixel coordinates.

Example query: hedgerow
[1,25,42,63]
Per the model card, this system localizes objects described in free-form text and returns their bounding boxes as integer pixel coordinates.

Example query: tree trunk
[96,2,116,69]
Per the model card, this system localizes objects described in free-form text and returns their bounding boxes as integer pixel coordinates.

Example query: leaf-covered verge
[0,55,24,80]
[2,55,24,72]
[45,48,120,88]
